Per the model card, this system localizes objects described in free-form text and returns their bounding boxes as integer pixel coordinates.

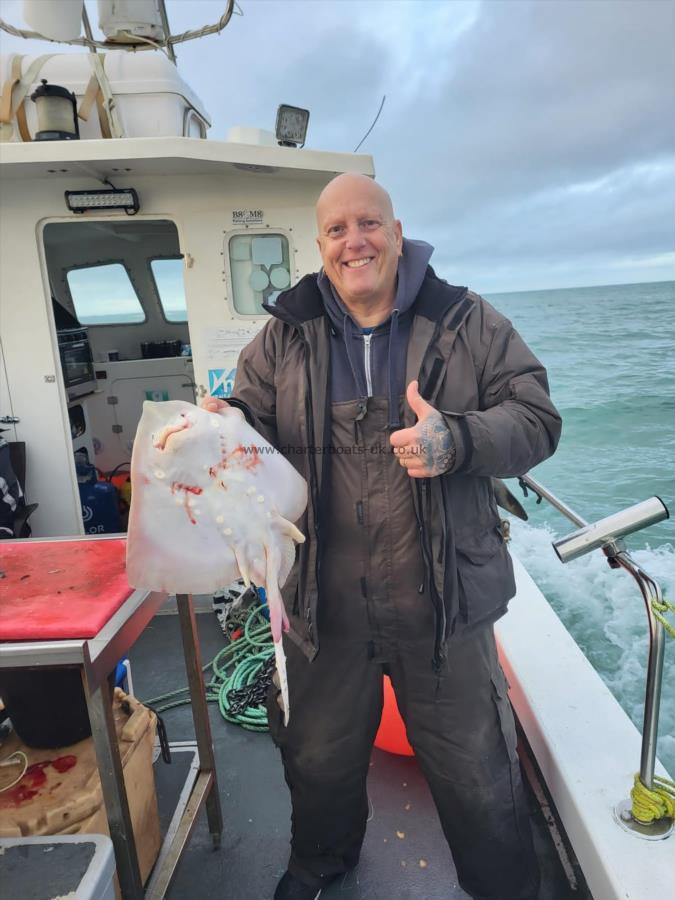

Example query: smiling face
[316,174,403,323]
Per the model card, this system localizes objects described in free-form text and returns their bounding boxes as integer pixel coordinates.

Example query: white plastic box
[0,49,210,141]
[0,834,116,900]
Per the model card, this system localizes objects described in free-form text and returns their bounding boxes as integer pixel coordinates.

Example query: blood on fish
[243,445,261,470]
[169,482,203,525]
[209,450,230,478]
[170,482,203,496]
[184,493,196,525]
[231,444,261,471]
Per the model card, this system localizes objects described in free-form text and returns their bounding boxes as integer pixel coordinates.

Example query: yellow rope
[630,773,675,824]
[651,596,675,638]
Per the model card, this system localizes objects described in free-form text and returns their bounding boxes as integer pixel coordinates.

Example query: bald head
[315,173,403,326]
[316,174,395,227]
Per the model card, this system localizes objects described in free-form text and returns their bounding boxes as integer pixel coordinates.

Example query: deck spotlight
[65,188,140,215]
[30,80,79,141]
[275,104,309,148]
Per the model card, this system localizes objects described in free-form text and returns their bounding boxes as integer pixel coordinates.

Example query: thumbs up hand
[389,381,455,478]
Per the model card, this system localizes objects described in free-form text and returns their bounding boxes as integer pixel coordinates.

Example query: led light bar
[65,188,140,215]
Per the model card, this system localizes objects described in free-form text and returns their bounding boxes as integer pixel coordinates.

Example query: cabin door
[41,218,191,534]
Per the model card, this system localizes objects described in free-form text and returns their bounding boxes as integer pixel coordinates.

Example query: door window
[66,263,144,325]
[151,258,187,322]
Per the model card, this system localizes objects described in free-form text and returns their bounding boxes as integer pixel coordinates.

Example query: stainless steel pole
[157,0,177,63]
[81,4,97,52]
[176,593,223,844]
[612,556,666,792]
[82,667,144,898]
[519,474,588,528]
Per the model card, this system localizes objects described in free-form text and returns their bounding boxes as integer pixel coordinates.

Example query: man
[205,174,561,899]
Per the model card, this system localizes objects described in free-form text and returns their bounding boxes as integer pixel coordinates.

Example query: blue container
[256,586,270,620]
[114,658,129,691]
[76,463,121,534]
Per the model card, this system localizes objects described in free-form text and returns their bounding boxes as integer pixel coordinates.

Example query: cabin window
[228,233,292,315]
[66,263,145,325]
[151,258,187,322]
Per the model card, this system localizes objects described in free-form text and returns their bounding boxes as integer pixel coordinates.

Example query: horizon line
[484,276,675,297]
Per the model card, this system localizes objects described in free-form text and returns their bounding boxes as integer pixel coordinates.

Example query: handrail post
[516,474,672,838]
[610,554,666,791]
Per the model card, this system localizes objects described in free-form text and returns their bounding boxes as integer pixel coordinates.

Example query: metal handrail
[518,474,588,528]
[516,473,672,837]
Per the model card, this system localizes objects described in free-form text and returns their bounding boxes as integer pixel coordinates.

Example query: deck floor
[130,611,574,900]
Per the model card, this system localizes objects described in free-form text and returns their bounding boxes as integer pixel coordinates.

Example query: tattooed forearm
[418,412,455,475]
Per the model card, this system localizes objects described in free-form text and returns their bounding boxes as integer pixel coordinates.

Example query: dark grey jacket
[231,267,562,664]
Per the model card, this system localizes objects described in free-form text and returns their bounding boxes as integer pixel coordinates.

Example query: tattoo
[418,412,455,476]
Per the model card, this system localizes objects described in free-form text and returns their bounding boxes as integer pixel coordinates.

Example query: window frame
[224,227,296,320]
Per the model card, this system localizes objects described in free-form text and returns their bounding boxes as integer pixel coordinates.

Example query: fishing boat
[0,3,672,898]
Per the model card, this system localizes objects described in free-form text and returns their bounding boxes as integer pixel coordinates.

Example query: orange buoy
[374,675,414,756]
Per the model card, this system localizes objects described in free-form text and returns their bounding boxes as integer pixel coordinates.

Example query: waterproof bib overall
[268,397,540,900]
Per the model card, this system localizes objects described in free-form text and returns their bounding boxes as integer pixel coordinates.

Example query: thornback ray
[126,400,307,726]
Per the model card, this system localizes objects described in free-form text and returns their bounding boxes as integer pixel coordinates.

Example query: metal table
[0,536,222,898]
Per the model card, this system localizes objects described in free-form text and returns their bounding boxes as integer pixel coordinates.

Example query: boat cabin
[0,55,373,536]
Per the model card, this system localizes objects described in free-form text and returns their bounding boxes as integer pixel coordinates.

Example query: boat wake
[509,519,675,776]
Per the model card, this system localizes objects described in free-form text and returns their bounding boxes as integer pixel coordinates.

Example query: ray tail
[264,543,290,642]
[273,638,290,727]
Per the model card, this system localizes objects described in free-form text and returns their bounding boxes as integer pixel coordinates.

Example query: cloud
[1,0,673,290]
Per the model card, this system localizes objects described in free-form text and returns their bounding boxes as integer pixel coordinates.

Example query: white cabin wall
[0,181,84,536]
[155,171,328,395]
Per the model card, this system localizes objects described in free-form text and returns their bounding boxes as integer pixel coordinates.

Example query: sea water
[484,280,675,776]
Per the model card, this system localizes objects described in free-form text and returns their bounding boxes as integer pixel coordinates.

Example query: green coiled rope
[143,601,274,732]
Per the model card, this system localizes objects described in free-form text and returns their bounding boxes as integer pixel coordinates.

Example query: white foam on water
[509,519,675,776]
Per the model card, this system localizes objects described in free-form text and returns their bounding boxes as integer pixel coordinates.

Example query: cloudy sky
[2,0,674,293]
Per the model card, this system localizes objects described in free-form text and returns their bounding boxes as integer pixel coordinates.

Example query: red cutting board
[0,539,133,640]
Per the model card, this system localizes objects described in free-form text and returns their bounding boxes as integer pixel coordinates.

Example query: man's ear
[394,219,403,255]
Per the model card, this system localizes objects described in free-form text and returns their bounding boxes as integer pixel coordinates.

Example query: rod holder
[552,496,669,564]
